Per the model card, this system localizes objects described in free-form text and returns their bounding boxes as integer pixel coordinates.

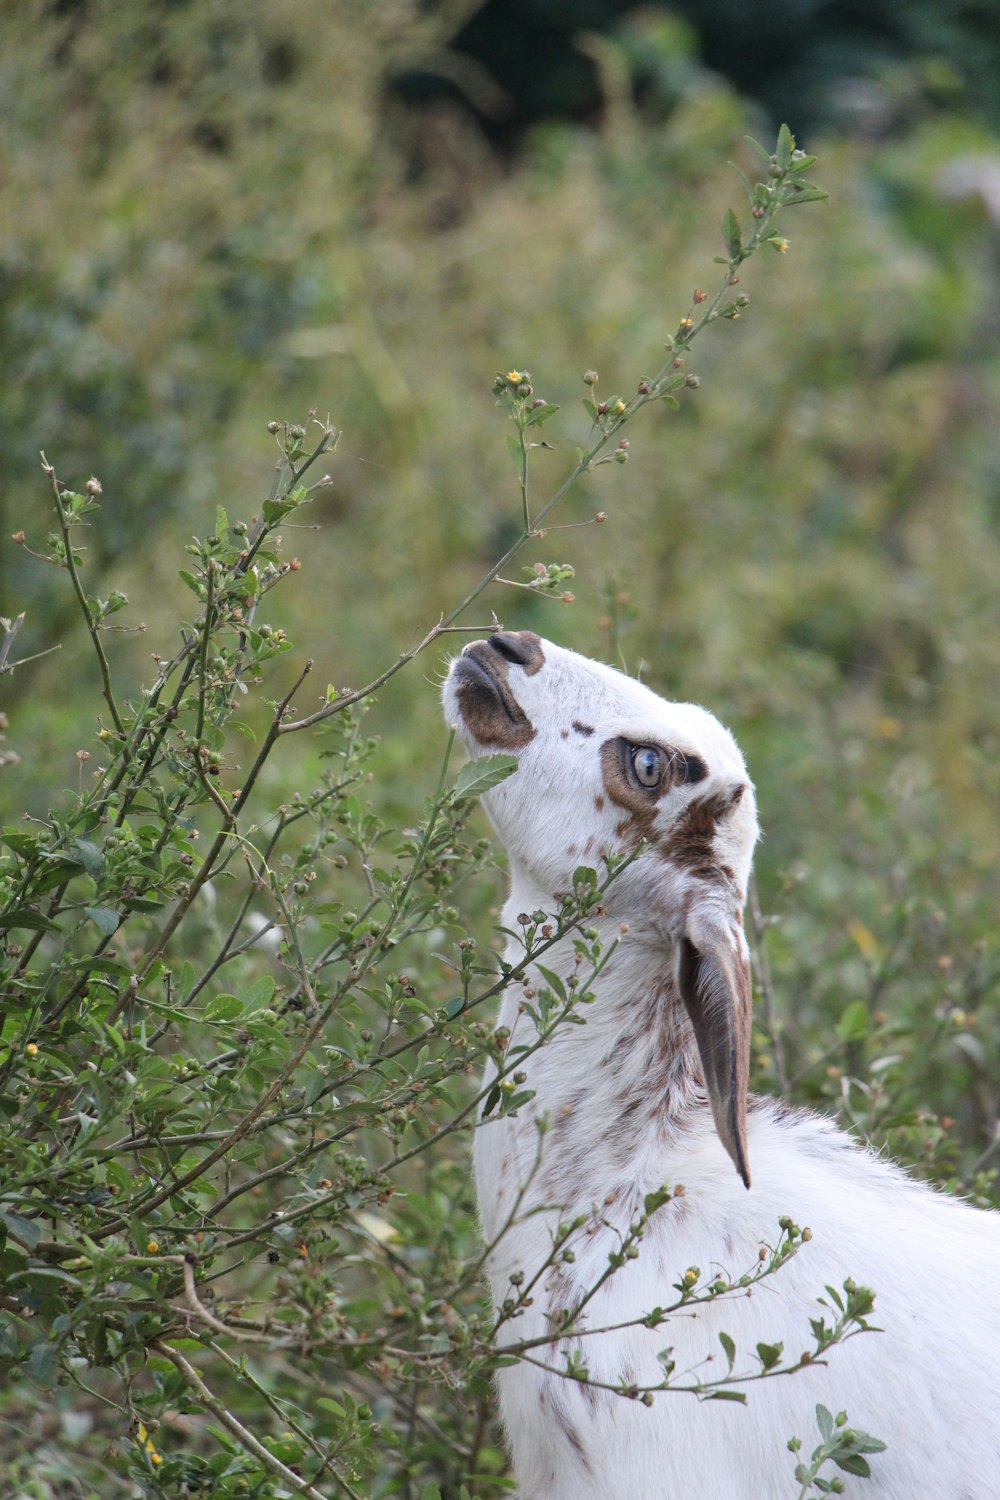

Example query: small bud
[613,449,628,465]
[288,424,305,439]
[769,237,790,254]
[684,373,701,389]
[617,438,629,450]
[11,531,25,544]
[735,293,750,308]
[582,369,599,385]
[768,162,784,179]
[76,750,91,762]
[596,401,608,415]
[641,1392,654,1407]
[85,476,103,495]
[289,557,302,570]
[25,1042,38,1056]
[531,397,546,408]
[595,511,607,522]
[676,318,693,338]
[751,204,765,219]
[560,591,575,603]
[693,288,707,303]
[671,357,684,369]
[637,380,651,395]
[267,420,281,433]
[611,399,626,415]
[146,1239,159,1254]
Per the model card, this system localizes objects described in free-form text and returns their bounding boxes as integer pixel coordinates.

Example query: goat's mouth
[450,642,537,750]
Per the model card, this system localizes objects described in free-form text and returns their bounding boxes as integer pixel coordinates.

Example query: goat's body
[477,912,1000,1499]
[446,633,1000,1498]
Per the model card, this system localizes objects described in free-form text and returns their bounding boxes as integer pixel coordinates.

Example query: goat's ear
[676,898,752,1188]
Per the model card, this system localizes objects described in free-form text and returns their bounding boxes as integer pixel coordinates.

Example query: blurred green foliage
[2,1,1000,1494]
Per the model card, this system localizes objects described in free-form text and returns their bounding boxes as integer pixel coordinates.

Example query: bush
[0,135,899,1499]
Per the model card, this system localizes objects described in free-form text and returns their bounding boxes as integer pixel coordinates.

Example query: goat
[443,629,1000,1500]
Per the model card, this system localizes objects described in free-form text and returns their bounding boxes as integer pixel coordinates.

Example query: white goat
[443,630,1000,1500]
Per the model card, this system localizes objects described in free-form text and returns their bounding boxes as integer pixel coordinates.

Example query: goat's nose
[487,631,544,671]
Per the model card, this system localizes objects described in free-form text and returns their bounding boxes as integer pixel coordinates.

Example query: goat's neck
[498,881,704,1195]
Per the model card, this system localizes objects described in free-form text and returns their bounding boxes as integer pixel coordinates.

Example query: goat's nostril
[488,632,538,668]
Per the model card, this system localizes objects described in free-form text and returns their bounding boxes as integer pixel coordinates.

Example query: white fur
[443,633,1000,1500]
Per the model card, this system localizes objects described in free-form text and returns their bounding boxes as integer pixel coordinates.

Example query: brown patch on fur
[452,641,537,750]
[572,720,594,737]
[659,790,742,880]
[600,738,713,851]
[560,728,569,739]
[593,795,605,812]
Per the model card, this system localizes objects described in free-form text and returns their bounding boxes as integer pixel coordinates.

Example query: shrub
[0,134,897,1499]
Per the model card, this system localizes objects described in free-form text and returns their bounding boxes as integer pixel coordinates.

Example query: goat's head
[443,630,759,1186]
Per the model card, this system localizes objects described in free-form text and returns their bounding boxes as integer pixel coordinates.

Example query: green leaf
[816,1403,835,1441]
[836,1000,870,1043]
[756,1340,783,1371]
[781,184,829,207]
[85,906,120,938]
[444,996,466,1019]
[243,976,276,1014]
[205,994,243,1022]
[835,1455,873,1478]
[0,1210,41,1250]
[0,908,60,933]
[722,207,742,260]
[419,1484,443,1500]
[775,123,795,171]
[719,1330,736,1372]
[454,754,519,800]
[178,569,205,597]
[524,401,560,428]
[705,1389,747,1403]
[69,838,105,876]
[505,433,525,477]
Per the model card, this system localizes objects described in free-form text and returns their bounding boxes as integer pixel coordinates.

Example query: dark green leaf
[85,906,120,937]
[0,908,60,933]
[0,1210,41,1250]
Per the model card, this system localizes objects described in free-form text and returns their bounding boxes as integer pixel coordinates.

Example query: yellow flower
[25,1042,38,1056]
[771,237,790,253]
[506,370,523,383]
[146,1239,159,1253]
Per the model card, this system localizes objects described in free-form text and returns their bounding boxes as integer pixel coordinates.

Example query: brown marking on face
[660,789,743,880]
[451,639,537,749]
[560,727,569,739]
[599,737,714,851]
[566,843,578,859]
[594,795,605,813]
[572,720,594,737]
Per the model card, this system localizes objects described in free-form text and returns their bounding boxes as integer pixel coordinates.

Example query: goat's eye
[630,745,665,788]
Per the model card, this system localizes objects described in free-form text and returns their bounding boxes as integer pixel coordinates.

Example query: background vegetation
[2,1,999,1496]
